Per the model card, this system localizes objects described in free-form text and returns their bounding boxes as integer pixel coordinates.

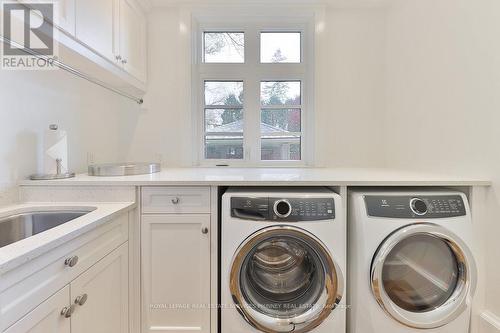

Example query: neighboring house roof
[207,120,299,139]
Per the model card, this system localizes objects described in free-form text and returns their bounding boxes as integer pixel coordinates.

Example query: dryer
[348,189,477,333]
[222,188,346,333]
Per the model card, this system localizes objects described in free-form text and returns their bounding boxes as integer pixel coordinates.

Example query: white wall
[383,0,500,330]
[0,69,141,205]
[135,5,388,167]
[126,8,193,167]
[1,4,389,199]
[315,6,387,167]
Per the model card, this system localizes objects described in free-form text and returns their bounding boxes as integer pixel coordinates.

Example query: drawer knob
[171,197,180,204]
[61,305,75,318]
[75,294,88,306]
[64,256,79,267]
[202,227,209,234]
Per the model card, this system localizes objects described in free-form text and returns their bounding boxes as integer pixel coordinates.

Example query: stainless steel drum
[230,226,344,333]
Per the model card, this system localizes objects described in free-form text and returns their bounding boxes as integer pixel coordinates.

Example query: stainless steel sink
[0,209,95,248]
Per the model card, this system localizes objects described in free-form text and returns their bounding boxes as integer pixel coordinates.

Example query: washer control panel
[231,197,335,221]
[365,195,466,218]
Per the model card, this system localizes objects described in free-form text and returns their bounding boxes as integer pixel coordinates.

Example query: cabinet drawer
[0,214,128,331]
[3,285,70,333]
[142,187,211,214]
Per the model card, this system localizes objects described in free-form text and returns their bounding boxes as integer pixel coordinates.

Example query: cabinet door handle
[61,305,75,318]
[116,55,122,61]
[202,227,209,234]
[64,256,79,267]
[75,293,88,306]
[122,59,128,64]
[171,197,180,204]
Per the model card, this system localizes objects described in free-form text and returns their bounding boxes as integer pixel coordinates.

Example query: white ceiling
[145,0,391,8]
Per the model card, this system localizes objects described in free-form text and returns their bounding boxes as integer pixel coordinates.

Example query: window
[204,32,245,63]
[260,32,301,63]
[204,81,244,159]
[261,81,302,160]
[195,20,312,165]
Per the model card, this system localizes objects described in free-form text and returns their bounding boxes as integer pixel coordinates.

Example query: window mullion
[261,105,303,110]
[244,26,261,164]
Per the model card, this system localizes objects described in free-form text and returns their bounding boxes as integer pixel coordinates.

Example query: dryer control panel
[231,197,335,221]
[365,195,466,218]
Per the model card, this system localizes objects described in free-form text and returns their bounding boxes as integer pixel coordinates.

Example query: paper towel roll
[43,124,68,174]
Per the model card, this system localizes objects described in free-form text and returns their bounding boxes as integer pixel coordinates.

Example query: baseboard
[481,311,500,333]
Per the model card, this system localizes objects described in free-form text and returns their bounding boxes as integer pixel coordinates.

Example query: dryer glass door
[381,233,459,311]
[371,223,476,329]
[230,226,343,333]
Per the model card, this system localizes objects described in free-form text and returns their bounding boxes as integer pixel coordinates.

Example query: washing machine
[221,187,346,333]
[348,189,477,333]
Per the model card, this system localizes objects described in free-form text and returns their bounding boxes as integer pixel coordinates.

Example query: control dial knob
[410,198,428,216]
[274,199,292,218]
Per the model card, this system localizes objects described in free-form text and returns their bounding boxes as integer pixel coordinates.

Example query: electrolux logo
[1,1,58,70]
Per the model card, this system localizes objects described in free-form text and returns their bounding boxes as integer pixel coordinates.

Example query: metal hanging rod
[0,35,144,104]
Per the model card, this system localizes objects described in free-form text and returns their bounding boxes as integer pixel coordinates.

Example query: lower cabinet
[71,242,129,333]
[142,214,211,333]
[4,286,70,333]
[5,243,129,333]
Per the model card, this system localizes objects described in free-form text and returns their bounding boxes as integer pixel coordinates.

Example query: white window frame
[192,14,315,167]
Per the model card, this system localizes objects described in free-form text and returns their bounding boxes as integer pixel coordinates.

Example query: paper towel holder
[30,158,76,180]
[30,125,76,180]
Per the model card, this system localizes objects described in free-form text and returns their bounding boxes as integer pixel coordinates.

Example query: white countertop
[20,167,490,187]
[0,202,135,275]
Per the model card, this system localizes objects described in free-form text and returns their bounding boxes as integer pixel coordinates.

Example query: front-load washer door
[371,223,477,329]
[230,226,344,333]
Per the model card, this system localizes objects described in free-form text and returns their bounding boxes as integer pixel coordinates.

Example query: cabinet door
[54,0,75,35]
[119,0,147,82]
[142,215,211,333]
[70,243,129,333]
[19,0,75,36]
[4,286,70,333]
[75,0,119,62]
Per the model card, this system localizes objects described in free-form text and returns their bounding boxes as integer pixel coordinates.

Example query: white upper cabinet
[17,0,147,89]
[19,0,75,36]
[119,0,147,82]
[75,0,119,63]
[74,0,146,82]
[54,0,76,35]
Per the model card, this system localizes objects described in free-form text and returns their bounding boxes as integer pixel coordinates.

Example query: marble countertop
[20,167,490,187]
[0,202,135,275]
